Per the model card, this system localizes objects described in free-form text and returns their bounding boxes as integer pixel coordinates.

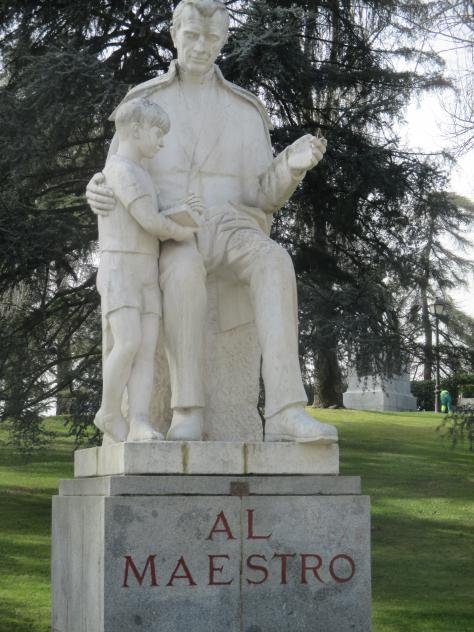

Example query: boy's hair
[115,97,171,138]
[172,0,229,32]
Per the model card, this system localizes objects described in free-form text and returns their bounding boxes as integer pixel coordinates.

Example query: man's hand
[287,134,327,174]
[86,172,115,216]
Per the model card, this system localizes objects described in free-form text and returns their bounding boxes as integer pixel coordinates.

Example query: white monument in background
[343,370,417,412]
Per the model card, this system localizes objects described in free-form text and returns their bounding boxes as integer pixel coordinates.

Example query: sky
[400,27,474,318]
[402,96,474,317]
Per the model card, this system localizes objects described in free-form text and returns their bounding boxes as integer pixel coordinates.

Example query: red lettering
[273,553,296,584]
[208,555,233,586]
[166,556,197,587]
[247,509,272,540]
[300,554,324,584]
[123,555,158,588]
[246,554,269,585]
[329,555,356,583]
[206,511,236,541]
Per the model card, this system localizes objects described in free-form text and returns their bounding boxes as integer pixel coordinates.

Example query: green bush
[411,373,474,410]
[460,384,474,398]
[411,380,435,410]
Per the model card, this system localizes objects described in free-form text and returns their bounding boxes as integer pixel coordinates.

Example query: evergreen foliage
[438,408,474,451]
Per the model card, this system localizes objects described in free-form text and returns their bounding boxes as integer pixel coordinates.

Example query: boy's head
[115,97,171,158]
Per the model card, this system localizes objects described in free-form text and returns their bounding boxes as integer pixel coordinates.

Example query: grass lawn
[0,410,473,631]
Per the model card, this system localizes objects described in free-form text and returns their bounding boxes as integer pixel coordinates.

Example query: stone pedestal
[343,370,417,412]
[52,443,371,632]
[74,440,340,478]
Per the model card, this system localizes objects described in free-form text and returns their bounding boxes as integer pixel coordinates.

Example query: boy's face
[134,122,166,159]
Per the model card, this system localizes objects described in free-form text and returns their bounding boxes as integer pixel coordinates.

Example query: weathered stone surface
[246,442,339,475]
[52,480,371,632]
[59,474,361,498]
[52,496,104,632]
[241,495,371,632]
[74,446,98,478]
[74,441,339,478]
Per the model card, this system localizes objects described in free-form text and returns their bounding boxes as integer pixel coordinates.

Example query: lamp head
[429,297,448,318]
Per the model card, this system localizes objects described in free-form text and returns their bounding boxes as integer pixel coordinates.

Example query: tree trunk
[314,347,344,407]
[421,286,433,380]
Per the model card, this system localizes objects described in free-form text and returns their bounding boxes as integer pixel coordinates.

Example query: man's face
[172,6,227,76]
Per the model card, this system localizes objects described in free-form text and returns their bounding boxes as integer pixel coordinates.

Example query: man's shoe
[265,406,338,444]
[166,408,203,441]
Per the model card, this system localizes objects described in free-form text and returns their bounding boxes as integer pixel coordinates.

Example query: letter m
[123,555,158,588]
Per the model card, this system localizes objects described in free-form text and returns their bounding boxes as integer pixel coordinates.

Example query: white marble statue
[94,97,203,443]
[87,0,338,445]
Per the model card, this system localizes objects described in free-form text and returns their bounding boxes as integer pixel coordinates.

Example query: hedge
[411,373,474,410]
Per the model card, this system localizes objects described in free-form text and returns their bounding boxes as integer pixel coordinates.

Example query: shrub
[460,384,474,398]
[411,373,474,410]
[411,380,435,410]
[437,409,474,451]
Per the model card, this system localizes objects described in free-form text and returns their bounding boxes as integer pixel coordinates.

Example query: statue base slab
[74,440,340,478]
[52,474,371,632]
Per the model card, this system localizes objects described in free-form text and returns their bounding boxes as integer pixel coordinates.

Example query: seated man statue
[87,0,338,445]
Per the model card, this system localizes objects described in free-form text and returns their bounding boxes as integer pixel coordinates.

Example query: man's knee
[253,242,295,279]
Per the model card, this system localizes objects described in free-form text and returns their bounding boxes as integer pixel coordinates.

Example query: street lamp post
[428,297,448,413]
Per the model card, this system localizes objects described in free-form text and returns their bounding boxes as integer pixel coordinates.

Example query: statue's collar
[170,60,224,85]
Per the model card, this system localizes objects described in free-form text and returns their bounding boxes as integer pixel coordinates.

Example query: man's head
[171,0,229,76]
[115,97,171,158]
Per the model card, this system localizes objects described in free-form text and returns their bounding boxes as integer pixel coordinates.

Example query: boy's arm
[161,194,204,228]
[128,195,197,241]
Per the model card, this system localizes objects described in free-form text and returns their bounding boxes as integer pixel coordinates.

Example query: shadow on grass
[0,493,52,632]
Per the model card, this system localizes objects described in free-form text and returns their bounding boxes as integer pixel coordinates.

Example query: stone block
[52,477,371,632]
[245,442,339,475]
[52,496,104,632]
[74,440,339,478]
[74,446,98,478]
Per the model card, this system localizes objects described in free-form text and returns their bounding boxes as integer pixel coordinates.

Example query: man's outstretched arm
[257,134,327,213]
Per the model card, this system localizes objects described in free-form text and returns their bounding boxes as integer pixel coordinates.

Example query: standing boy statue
[95,97,203,443]
[88,0,338,445]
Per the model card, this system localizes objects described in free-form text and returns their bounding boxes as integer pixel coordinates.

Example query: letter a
[166,557,197,587]
[206,511,236,540]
